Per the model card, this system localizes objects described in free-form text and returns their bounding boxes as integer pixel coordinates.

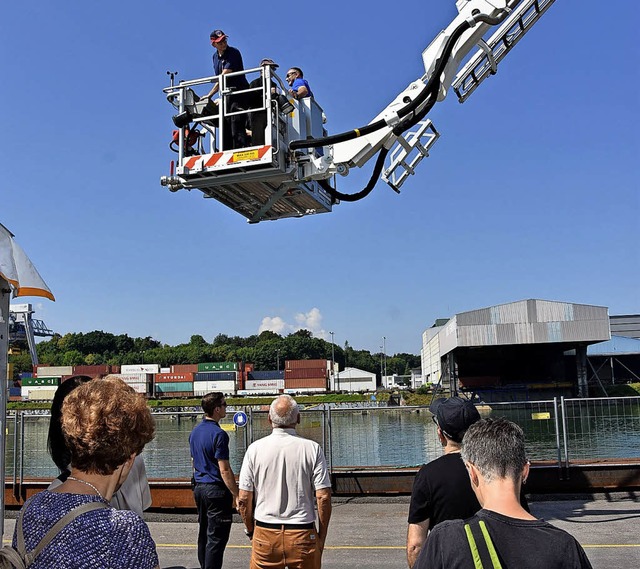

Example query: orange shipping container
[284,378,327,389]
[155,372,195,383]
[285,368,327,380]
[285,359,328,371]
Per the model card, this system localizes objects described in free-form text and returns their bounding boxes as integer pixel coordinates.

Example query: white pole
[0,276,11,541]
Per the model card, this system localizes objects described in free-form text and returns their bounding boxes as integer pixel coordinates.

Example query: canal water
[6,398,640,480]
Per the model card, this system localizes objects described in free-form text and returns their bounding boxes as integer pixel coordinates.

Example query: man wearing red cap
[204,30,250,149]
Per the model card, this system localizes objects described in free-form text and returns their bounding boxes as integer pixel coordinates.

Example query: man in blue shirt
[189,392,239,569]
[286,67,313,99]
[204,30,250,149]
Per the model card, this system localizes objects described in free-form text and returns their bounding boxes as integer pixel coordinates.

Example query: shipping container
[155,372,195,383]
[154,382,194,394]
[237,388,282,396]
[36,366,72,377]
[245,379,285,390]
[18,372,33,379]
[160,367,171,373]
[118,373,155,383]
[121,364,160,374]
[198,362,238,372]
[123,382,148,395]
[249,370,285,380]
[21,376,60,387]
[284,368,328,380]
[22,386,58,400]
[195,371,236,382]
[171,364,199,374]
[284,387,327,394]
[193,380,236,396]
[285,359,329,371]
[284,378,327,389]
[9,387,21,397]
[72,365,111,376]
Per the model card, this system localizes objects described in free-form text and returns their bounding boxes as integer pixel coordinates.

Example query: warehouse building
[421,299,611,401]
[332,367,376,392]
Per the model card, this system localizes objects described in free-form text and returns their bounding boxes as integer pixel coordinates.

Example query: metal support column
[0,277,11,540]
[576,346,588,398]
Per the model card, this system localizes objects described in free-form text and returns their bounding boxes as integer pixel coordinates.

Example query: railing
[5,397,640,485]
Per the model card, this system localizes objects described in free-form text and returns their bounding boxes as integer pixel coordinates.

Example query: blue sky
[2,1,638,356]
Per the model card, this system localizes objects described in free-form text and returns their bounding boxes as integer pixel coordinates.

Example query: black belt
[256,521,315,530]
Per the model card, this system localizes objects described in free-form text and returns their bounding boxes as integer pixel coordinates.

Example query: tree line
[10,329,421,379]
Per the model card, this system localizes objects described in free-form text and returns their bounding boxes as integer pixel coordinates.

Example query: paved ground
[3,494,639,568]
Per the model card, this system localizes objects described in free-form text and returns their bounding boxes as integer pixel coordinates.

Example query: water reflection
[5,400,640,480]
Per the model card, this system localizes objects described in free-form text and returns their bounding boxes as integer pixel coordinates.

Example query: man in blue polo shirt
[189,392,239,569]
[285,67,313,100]
[204,29,250,149]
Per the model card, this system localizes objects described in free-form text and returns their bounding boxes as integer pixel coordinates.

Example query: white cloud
[258,307,328,339]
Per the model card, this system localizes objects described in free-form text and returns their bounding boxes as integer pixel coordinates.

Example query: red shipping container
[72,365,111,376]
[111,365,121,374]
[155,372,195,383]
[284,378,327,389]
[171,364,199,373]
[285,359,328,371]
[62,374,105,382]
[285,368,327,380]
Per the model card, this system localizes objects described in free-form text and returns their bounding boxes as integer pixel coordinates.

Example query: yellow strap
[354,128,361,137]
[479,521,503,569]
[464,524,484,569]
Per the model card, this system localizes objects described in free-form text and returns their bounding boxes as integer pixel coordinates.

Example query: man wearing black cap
[406,397,482,568]
[204,30,250,149]
[246,58,293,146]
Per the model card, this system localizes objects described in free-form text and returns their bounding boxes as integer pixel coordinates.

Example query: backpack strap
[464,519,503,569]
[17,501,109,566]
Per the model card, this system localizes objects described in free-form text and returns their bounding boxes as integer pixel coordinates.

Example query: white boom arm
[302,0,554,192]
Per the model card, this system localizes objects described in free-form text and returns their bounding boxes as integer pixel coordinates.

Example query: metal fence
[4,396,640,483]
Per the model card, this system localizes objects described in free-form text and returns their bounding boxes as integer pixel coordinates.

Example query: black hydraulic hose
[318,147,390,203]
[297,10,509,202]
[289,10,508,152]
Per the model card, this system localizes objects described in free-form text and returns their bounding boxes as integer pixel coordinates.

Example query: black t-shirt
[408,452,481,530]
[415,509,593,569]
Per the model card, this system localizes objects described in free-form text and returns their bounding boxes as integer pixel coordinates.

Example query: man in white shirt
[238,395,332,569]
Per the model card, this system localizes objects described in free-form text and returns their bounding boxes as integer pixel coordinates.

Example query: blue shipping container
[195,372,236,382]
[248,370,285,380]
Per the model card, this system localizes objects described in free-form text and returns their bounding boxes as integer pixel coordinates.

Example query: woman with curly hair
[47,374,152,516]
[13,377,159,569]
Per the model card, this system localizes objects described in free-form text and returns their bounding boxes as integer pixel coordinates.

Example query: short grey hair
[269,395,299,427]
[461,418,528,483]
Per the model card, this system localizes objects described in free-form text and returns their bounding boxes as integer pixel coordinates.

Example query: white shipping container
[21,386,58,400]
[237,388,281,396]
[36,366,72,377]
[193,380,236,396]
[245,379,285,390]
[122,382,148,394]
[121,364,160,374]
[284,387,327,394]
[119,373,154,383]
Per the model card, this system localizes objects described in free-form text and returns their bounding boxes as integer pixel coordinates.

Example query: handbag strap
[464,519,503,569]
[17,501,109,566]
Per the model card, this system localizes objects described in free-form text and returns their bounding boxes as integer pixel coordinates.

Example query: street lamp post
[276,349,280,371]
[380,345,384,387]
[383,336,387,379]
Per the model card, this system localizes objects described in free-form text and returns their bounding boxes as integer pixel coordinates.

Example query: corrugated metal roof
[588,335,640,356]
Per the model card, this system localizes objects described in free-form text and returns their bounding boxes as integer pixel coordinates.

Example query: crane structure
[161,0,556,223]
[8,303,55,366]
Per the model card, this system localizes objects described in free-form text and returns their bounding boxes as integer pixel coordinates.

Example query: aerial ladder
[8,303,55,366]
[160,0,556,223]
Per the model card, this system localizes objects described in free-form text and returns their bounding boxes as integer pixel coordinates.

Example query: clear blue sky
[2,1,638,356]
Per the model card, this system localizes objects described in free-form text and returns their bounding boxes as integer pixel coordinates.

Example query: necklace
[67,476,105,500]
